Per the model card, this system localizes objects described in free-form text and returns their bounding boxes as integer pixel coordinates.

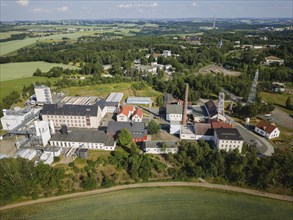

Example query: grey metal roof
[204,100,218,117]
[107,121,147,138]
[194,123,213,136]
[214,128,243,141]
[145,141,178,149]
[126,96,151,104]
[96,99,118,109]
[166,104,183,114]
[50,129,115,145]
[42,104,98,116]
[106,92,123,103]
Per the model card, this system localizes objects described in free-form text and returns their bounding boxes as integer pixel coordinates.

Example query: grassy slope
[260,92,293,115]
[62,82,162,102]
[0,77,57,100]
[1,187,292,220]
[0,61,78,82]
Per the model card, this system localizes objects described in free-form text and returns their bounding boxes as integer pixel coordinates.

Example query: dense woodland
[1,141,292,205]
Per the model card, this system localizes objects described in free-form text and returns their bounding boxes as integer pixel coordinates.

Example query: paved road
[236,124,274,156]
[0,181,292,211]
[227,116,274,156]
[271,108,293,131]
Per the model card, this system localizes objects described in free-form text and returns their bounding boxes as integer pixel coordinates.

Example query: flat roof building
[106,92,123,103]
[144,141,178,154]
[49,129,116,151]
[126,96,152,105]
[61,96,98,105]
[214,128,244,153]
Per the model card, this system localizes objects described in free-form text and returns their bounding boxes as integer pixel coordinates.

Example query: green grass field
[260,92,293,114]
[1,187,292,220]
[0,61,78,82]
[0,28,141,56]
[0,77,57,100]
[62,82,162,102]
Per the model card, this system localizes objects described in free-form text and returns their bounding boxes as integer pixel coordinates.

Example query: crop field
[1,187,292,220]
[0,31,25,40]
[0,61,78,82]
[62,82,162,102]
[0,28,141,56]
[0,77,57,100]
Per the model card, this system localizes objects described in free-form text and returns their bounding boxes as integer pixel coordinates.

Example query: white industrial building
[61,96,98,105]
[40,152,54,165]
[144,141,178,154]
[254,120,280,139]
[34,85,52,104]
[1,107,41,131]
[180,125,196,140]
[106,92,123,103]
[126,97,152,106]
[15,148,37,161]
[42,104,103,128]
[49,128,116,151]
[170,121,181,135]
[166,104,183,122]
[194,123,214,141]
[33,121,51,146]
[214,128,244,153]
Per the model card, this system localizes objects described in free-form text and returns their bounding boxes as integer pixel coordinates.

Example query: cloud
[16,0,29,7]
[32,8,52,14]
[118,2,158,9]
[57,6,69,12]
[192,2,198,7]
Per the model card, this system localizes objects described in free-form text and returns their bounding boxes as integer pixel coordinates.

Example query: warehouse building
[106,92,124,103]
[126,97,152,107]
[49,128,116,151]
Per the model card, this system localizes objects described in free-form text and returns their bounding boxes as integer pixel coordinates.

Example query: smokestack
[182,83,189,126]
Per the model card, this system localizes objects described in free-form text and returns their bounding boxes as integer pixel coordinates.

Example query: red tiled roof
[133,108,143,118]
[255,120,277,134]
[118,105,135,116]
[210,120,232,129]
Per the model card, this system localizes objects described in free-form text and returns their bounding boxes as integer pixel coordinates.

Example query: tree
[117,128,132,147]
[285,97,293,110]
[147,120,161,135]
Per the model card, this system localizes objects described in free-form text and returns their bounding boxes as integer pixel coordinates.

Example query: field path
[1,182,292,211]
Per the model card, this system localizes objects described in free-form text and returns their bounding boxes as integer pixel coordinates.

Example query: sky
[0,0,292,21]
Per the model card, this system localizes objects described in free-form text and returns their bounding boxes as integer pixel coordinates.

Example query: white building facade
[34,85,52,104]
[214,128,244,153]
[254,120,280,139]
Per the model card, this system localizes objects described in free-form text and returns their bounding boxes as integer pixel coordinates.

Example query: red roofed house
[117,105,135,122]
[132,108,143,122]
[255,120,280,139]
[116,105,143,122]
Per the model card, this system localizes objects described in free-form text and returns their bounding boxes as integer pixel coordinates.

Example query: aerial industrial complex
[1,78,280,165]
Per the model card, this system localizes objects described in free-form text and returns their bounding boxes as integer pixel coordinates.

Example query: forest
[1,141,292,205]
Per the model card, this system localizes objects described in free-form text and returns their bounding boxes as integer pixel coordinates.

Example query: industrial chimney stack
[182,83,189,126]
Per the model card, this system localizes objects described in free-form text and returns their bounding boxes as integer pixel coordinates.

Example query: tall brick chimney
[182,83,189,126]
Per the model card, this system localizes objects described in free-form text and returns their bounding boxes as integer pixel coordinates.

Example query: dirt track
[1,182,292,211]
